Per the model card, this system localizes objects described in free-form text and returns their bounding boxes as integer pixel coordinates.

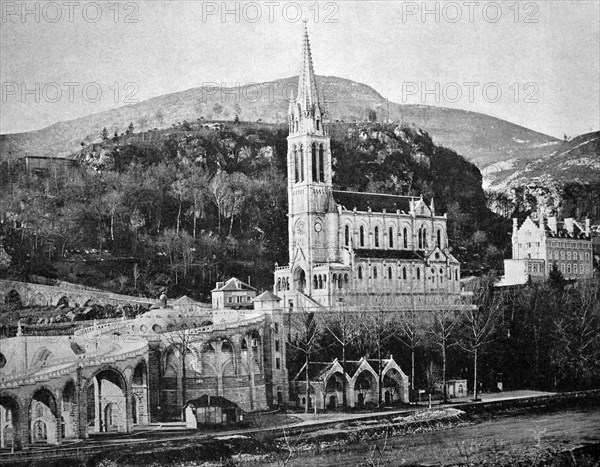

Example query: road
[281,408,600,466]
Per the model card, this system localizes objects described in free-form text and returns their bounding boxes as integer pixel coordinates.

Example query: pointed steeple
[296,22,321,117]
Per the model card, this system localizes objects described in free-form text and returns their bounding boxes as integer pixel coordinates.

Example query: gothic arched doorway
[294,268,306,294]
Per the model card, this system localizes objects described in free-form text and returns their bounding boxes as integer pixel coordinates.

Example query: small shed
[184,395,244,428]
[446,379,468,398]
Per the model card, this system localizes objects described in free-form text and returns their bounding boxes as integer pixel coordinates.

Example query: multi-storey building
[273,25,462,309]
[499,212,593,285]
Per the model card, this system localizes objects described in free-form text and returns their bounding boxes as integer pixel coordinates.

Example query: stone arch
[60,380,77,440]
[32,292,47,306]
[4,289,22,308]
[382,368,406,405]
[84,367,130,434]
[0,394,20,449]
[293,267,306,294]
[132,360,148,387]
[324,371,346,409]
[56,296,70,308]
[29,387,59,445]
[353,370,377,407]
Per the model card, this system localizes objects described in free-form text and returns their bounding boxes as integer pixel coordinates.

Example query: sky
[1,0,599,138]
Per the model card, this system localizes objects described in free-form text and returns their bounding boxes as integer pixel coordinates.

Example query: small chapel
[274,26,462,309]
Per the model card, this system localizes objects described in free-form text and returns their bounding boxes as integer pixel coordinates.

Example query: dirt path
[280,408,600,466]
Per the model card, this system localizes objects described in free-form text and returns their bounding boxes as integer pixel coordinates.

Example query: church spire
[296,22,321,117]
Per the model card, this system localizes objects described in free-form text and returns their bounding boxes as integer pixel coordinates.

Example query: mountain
[0,76,558,169]
[483,131,599,190]
[484,132,600,221]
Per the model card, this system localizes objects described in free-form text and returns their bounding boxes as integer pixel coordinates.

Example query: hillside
[484,132,600,221]
[0,119,505,297]
[0,76,558,170]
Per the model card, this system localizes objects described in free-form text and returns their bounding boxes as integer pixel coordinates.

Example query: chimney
[585,219,591,236]
[564,218,574,235]
[548,216,558,234]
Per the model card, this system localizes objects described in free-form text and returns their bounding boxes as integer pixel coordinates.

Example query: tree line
[287,273,600,408]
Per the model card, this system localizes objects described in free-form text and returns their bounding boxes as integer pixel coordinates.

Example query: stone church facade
[274,26,462,309]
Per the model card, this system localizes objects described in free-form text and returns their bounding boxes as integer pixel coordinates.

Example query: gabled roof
[353,249,424,261]
[211,277,256,292]
[254,291,281,302]
[333,190,415,214]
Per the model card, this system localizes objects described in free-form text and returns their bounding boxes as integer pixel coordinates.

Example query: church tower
[286,24,336,295]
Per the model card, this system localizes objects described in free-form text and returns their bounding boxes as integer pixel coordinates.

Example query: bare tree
[396,309,427,392]
[457,275,503,400]
[161,319,202,420]
[287,305,323,413]
[318,296,361,407]
[426,296,465,403]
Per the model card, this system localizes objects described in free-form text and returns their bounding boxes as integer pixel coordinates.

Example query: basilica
[274,26,462,309]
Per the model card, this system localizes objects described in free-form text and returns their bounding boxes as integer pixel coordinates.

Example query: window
[574,264,578,274]
[299,145,304,182]
[561,251,565,260]
[388,267,393,279]
[567,252,571,260]
[274,323,279,333]
[276,358,281,370]
[358,266,363,280]
[344,225,350,246]
[316,120,320,131]
[293,146,299,183]
[389,227,394,248]
[402,267,407,280]
[416,268,421,280]
[319,144,325,182]
[374,227,380,247]
[275,340,280,352]
[567,264,571,274]
[403,228,408,248]
[360,226,365,247]
[437,229,442,248]
[312,143,318,182]
[373,267,378,279]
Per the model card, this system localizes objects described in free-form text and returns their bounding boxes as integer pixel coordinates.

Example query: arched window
[388,267,393,279]
[344,225,350,247]
[312,143,318,182]
[318,275,323,289]
[299,145,304,182]
[437,229,442,248]
[403,227,408,249]
[374,227,380,247]
[313,275,318,289]
[373,267,378,279]
[360,226,365,247]
[402,267,407,280]
[358,266,363,280]
[319,144,325,182]
[293,146,299,183]
[455,269,458,281]
[316,120,320,131]
[389,227,394,248]
[416,268,421,280]
[277,278,281,291]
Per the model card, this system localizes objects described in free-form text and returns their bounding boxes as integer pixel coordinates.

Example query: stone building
[0,283,288,449]
[498,212,593,286]
[274,25,463,309]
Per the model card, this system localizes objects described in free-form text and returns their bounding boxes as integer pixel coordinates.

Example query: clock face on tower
[314,222,322,233]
